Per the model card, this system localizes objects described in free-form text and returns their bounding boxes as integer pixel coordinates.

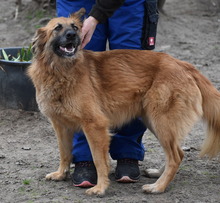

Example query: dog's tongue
[60,44,75,53]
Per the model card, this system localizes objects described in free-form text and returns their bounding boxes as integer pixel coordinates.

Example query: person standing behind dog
[56,0,159,187]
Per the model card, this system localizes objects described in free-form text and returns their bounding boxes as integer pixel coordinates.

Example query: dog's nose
[65,30,76,40]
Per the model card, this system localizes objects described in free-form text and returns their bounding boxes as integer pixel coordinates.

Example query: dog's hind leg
[142,77,203,193]
[45,119,74,181]
[142,125,184,193]
[82,116,111,196]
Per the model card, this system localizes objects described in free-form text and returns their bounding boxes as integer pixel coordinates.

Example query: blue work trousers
[57,0,147,162]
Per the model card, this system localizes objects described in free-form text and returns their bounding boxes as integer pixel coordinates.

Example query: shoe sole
[74,181,96,188]
[116,176,139,183]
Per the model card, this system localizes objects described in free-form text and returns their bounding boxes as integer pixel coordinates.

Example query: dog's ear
[32,27,47,57]
[70,8,86,21]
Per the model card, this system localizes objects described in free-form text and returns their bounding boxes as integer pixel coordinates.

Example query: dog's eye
[71,24,78,31]
[54,24,63,31]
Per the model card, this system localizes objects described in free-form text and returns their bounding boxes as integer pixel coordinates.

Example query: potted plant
[0,46,38,111]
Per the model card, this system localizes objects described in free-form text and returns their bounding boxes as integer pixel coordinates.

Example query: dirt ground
[0,0,220,202]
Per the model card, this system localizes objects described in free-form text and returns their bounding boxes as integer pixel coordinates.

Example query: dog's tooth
[60,46,65,51]
[64,47,75,53]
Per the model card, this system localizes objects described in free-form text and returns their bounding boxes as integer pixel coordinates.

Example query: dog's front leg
[82,118,111,196]
[46,119,73,181]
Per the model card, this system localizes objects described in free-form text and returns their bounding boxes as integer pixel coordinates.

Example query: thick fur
[28,9,220,195]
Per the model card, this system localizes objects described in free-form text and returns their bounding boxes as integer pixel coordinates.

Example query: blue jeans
[57,0,147,162]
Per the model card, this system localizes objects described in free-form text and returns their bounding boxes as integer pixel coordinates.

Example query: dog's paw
[145,168,162,178]
[86,185,106,196]
[45,171,66,181]
[142,183,165,194]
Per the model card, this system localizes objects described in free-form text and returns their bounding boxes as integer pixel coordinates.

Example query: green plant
[26,10,45,20]
[23,179,31,185]
[1,45,32,62]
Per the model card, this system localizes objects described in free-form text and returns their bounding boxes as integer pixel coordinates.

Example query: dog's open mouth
[59,43,75,54]
[58,43,76,57]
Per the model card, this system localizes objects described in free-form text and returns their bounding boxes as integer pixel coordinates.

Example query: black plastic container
[0,47,38,111]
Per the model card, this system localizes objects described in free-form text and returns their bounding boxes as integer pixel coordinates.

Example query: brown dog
[28,8,220,195]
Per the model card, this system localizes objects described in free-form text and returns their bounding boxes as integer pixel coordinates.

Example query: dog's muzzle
[53,29,80,58]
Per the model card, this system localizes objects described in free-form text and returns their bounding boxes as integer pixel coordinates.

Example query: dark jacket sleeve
[89,0,125,23]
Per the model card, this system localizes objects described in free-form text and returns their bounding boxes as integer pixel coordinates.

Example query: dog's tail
[181,61,220,158]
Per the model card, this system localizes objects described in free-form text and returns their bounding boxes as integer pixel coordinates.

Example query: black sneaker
[115,159,140,183]
[71,161,97,187]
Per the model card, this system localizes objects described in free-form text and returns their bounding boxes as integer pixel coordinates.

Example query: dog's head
[32,8,85,59]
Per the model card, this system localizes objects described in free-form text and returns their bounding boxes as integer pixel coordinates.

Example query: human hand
[81,16,99,49]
